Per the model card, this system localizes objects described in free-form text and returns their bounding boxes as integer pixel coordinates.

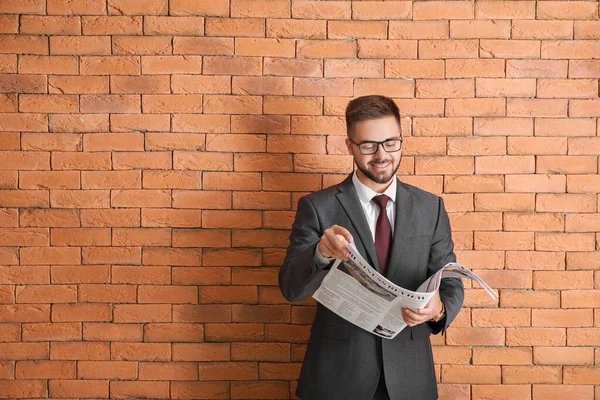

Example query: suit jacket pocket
[410,323,432,341]
[312,321,349,340]
[405,234,431,244]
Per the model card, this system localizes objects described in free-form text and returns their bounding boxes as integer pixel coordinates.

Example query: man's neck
[355,170,394,194]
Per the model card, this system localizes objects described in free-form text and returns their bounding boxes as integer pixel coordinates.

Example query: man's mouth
[370,161,391,170]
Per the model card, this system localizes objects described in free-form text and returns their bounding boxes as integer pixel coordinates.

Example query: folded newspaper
[312,242,497,339]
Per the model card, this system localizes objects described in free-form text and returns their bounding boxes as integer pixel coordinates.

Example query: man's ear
[345,137,353,155]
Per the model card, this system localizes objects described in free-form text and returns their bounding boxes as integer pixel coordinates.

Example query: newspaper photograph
[312,242,497,339]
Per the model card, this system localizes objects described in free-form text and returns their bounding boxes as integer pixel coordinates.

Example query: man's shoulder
[399,180,440,204]
[301,181,343,205]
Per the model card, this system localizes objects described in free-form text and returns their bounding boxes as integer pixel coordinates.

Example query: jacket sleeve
[279,195,332,303]
[426,197,464,335]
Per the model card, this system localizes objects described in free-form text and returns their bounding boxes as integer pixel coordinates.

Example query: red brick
[414,1,473,20]
[536,232,595,251]
[472,385,531,400]
[173,114,230,133]
[446,59,505,78]
[142,247,202,266]
[51,342,110,360]
[140,361,198,380]
[506,327,566,347]
[475,1,535,19]
[0,380,47,398]
[231,381,289,399]
[441,365,500,384]
[562,290,600,308]
[416,156,474,175]
[533,385,594,400]
[169,0,229,16]
[52,266,110,284]
[19,171,80,190]
[50,113,109,132]
[172,267,230,286]
[474,117,533,136]
[445,175,504,193]
[205,323,264,342]
[472,269,533,289]
[139,285,197,304]
[110,381,169,399]
[19,55,78,75]
[390,21,448,39]
[174,37,233,56]
[47,0,107,15]
[144,323,205,343]
[83,247,141,265]
[231,0,290,18]
[78,361,137,380]
[538,2,598,20]
[575,21,600,39]
[533,309,593,328]
[79,284,137,303]
[0,265,49,284]
[507,60,568,78]
[17,285,77,303]
[82,15,142,35]
[171,381,230,399]
[112,266,170,285]
[113,36,172,55]
[202,210,261,229]
[200,286,257,304]
[108,0,167,15]
[451,20,511,39]
[172,190,231,209]
[473,347,532,365]
[297,39,357,59]
[232,342,289,362]
[232,192,290,210]
[292,0,350,19]
[114,304,171,323]
[16,360,76,379]
[0,74,46,93]
[80,209,140,227]
[52,304,111,322]
[232,268,277,286]
[0,55,16,73]
[111,189,171,208]
[480,39,540,59]
[83,322,143,341]
[386,60,444,79]
[503,289,558,309]
[416,79,473,99]
[142,55,202,74]
[503,366,561,384]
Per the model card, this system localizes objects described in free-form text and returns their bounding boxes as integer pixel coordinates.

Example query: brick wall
[1,0,599,399]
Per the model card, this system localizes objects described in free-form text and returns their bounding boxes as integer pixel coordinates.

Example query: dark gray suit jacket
[279,174,464,400]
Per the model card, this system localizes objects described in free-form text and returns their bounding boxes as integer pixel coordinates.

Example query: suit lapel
[387,180,415,275]
[335,175,380,272]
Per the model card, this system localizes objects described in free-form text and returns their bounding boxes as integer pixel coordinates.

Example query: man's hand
[318,225,353,261]
[402,291,444,327]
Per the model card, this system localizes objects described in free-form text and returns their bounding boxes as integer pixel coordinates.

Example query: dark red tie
[372,195,392,276]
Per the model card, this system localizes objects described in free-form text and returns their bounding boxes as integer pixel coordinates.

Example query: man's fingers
[321,232,349,259]
[331,225,353,243]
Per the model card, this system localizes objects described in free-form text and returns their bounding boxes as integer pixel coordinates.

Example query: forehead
[350,116,401,142]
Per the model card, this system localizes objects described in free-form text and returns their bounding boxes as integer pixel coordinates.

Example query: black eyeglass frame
[348,138,404,155]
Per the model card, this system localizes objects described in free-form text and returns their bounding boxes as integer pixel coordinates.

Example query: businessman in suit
[279,95,464,400]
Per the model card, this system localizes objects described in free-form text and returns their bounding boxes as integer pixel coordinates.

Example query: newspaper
[312,242,497,339]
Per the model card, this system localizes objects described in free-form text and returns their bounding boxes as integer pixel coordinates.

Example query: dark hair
[345,95,401,137]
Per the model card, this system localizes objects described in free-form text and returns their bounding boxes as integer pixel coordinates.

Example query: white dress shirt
[315,172,397,265]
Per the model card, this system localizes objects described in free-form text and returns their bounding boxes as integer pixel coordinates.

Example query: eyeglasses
[349,138,403,155]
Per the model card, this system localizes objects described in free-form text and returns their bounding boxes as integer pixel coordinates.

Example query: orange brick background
[0,0,599,399]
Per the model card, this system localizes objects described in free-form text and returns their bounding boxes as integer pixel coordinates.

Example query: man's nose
[375,143,388,157]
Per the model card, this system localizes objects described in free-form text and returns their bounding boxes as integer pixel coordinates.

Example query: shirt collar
[352,171,397,206]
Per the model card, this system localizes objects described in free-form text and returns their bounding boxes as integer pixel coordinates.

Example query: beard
[356,157,400,185]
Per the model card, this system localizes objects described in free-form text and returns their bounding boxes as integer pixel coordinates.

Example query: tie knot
[372,195,390,210]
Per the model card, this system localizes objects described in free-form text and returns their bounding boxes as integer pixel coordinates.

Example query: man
[279,95,464,400]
